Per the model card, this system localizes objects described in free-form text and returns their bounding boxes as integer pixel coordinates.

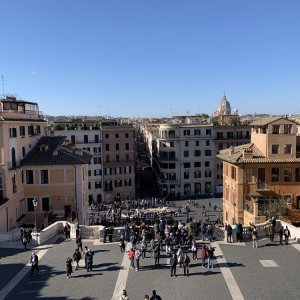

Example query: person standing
[75,222,80,238]
[30,252,39,276]
[150,290,162,300]
[226,224,233,243]
[150,238,155,258]
[73,248,81,270]
[201,246,207,268]
[108,225,114,243]
[206,244,215,269]
[183,253,191,276]
[85,249,94,272]
[128,248,135,270]
[22,235,28,251]
[154,245,160,268]
[119,235,126,253]
[278,226,284,245]
[135,248,141,271]
[170,253,177,277]
[66,257,73,279]
[191,240,197,260]
[284,226,291,245]
[76,235,83,252]
[176,246,183,268]
[64,222,71,240]
[251,225,258,248]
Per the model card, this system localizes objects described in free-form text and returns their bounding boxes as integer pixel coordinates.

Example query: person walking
[30,252,39,276]
[64,222,71,240]
[121,289,129,300]
[22,235,28,251]
[73,248,82,270]
[150,238,155,258]
[176,246,183,268]
[191,240,197,260]
[183,253,191,276]
[226,224,233,243]
[170,253,177,277]
[66,257,73,279]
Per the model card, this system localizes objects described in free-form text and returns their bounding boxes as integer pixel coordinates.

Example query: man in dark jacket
[30,252,39,276]
[85,249,94,272]
[170,253,177,277]
[150,290,162,300]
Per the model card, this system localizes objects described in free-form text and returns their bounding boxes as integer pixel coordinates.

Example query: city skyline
[1,0,300,117]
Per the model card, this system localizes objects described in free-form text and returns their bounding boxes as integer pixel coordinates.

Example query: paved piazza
[1,198,300,300]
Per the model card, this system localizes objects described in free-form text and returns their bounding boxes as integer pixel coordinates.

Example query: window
[194,150,201,157]
[194,129,201,136]
[284,144,292,154]
[115,167,122,175]
[84,135,88,143]
[284,124,292,134]
[104,168,112,175]
[184,162,190,168]
[116,143,120,151]
[116,154,120,162]
[22,147,26,157]
[185,141,189,147]
[94,157,101,164]
[36,125,41,134]
[88,170,91,176]
[194,162,201,168]
[41,170,49,184]
[194,171,201,178]
[95,134,99,143]
[284,168,292,182]
[231,166,236,180]
[115,133,119,138]
[125,143,129,150]
[217,132,223,139]
[205,170,212,177]
[126,154,130,161]
[205,150,211,156]
[12,175,17,193]
[9,128,17,138]
[271,168,280,182]
[184,130,190,136]
[105,144,110,151]
[105,133,109,139]
[227,132,234,139]
[125,166,132,174]
[184,172,189,179]
[88,182,91,189]
[296,168,300,182]
[42,197,50,211]
[169,173,176,180]
[272,125,280,134]
[272,145,279,154]
[206,140,210,146]
[246,168,254,182]
[115,180,122,187]
[20,126,25,137]
[94,169,102,176]
[170,142,174,148]
[71,135,75,144]
[125,133,129,138]
[125,179,132,186]
[205,161,210,167]
[95,181,102,189]
[106,155,110,163]
[206,129,212,136]
[169,163,176,169]
[26,170,34,184]
[196,141,199,147]
[184,151,189,157]
[27,197,35,212]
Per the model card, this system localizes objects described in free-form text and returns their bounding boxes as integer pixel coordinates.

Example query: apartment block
[218,116,300,225]
[0,96,46,232]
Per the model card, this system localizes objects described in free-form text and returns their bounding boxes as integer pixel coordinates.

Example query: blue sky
[1,0,300,117]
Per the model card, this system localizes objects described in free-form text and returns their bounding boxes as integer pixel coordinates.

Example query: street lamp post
[32,198,38,232]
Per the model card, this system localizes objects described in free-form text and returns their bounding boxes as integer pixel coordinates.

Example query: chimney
[243,148,253,159]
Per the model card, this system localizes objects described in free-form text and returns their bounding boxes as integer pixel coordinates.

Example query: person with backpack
[65,257,73,279]
[73,248,81,270]
[183,253,191,276]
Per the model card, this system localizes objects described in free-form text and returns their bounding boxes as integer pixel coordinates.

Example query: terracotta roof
[21,136,92,166]
[250,116,295,126]
[217,143,300,164]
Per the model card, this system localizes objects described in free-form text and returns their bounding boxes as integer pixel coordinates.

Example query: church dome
[215,95,231,116]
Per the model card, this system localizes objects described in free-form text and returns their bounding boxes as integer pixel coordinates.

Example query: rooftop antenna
[1,75,6,98]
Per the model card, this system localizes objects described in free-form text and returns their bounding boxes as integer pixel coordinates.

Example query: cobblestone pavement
[1,198,300,300]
